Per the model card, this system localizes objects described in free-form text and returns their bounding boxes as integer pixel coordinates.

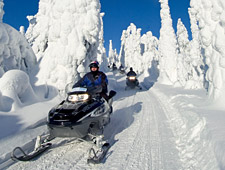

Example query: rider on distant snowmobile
[127,67,137,76]
[112,63,117,71]
[126,67,142,90]
[119,64,125,74]
[73,61,109,101]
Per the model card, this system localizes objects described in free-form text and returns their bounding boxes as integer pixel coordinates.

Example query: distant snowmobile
[119,65,125,74]
[125,76,142,90]
[11,86,116,164]
[112,63,117,71]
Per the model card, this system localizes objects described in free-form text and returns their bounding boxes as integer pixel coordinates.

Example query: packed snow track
[4,72,211,169]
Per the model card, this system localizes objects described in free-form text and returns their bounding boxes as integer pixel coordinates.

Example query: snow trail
[4,73,218,169]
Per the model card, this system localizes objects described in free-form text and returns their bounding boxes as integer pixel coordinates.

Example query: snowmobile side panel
[47,115,108,138]
[47,121,91,138]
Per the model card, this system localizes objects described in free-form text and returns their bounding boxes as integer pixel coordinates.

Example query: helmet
[130,67,133,71]
[89,61,99,68]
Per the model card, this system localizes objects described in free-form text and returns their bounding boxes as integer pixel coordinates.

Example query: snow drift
[0,70,38,111]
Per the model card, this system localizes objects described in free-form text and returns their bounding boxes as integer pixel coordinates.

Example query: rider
[127,67,137,77]
[112,63,117,71]
[73,61,109,101]
[119,64,124,70]
[126,67,141,89]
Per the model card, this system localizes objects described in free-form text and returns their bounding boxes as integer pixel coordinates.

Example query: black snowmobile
[119,65,125,74]
[11,86,116,164]
[112,63,117,71]
[125,76,142,90]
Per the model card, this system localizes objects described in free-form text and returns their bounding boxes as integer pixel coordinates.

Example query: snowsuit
[73,71,109,101]
[127,70,137,77]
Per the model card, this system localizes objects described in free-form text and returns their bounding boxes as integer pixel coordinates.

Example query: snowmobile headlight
[128,76,136,80]
[68,93,89,102]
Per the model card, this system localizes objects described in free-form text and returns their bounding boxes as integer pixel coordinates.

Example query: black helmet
[130,67,133,71]
[89,61,99,68]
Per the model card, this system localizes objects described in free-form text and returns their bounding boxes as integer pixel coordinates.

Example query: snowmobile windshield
[70,87,87,93]
[86,86,102,95]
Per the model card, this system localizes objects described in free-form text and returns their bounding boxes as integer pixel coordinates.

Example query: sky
[3,0,191,55]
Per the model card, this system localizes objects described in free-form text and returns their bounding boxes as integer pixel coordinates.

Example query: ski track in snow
[5,73,185,169]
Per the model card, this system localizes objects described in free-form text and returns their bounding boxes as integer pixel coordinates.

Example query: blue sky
[3,0,191,55]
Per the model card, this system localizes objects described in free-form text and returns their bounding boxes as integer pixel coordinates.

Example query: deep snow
[0,71,224,169]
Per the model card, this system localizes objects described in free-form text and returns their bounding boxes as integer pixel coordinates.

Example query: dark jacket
[73,71,108,93]
[127,70,137,77]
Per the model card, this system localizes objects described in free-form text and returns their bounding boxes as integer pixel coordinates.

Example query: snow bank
[26,0,104,92]
[0,70,39,111]
[152,83,220,169]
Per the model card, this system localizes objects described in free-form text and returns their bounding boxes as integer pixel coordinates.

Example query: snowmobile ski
[87,142,110,164]
[11,143,52,162]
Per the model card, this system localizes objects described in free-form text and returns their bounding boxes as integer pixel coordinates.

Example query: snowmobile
[125,76,142,90]
[111,63,117,72]
[11,86,116,164]
[119,66,125,74]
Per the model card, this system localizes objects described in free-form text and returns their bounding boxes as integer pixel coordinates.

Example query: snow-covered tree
[26,0,103,92]
[97,13,108,71]
[176,18,192,87]
[118,23,143,73]
[118,30,126,69]
[0,1,37,78]
[185,4,205,89]
[191,0,225,106]
[140,31,159,80]
[117,23,159,76]
[19,26,25,36]
[158,0,178,85]
[0,0,4,22]
[108,40,114,65]
[108,40,118,67]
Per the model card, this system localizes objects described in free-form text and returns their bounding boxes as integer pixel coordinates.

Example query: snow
[0,70,38,111]
[0,0,225,169]
[0,73,224,169]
